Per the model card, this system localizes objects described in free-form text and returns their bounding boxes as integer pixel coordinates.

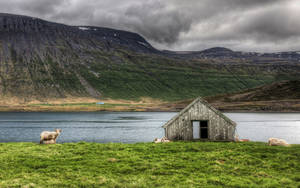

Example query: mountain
[205,80,300,111]
[0,13,300,103]
[207,80,300,102]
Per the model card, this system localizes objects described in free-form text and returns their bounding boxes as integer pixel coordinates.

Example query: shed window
[192,120,208,139]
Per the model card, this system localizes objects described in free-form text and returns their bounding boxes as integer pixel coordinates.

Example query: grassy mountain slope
[76,51,300,101]
[208,80,300,102]
[0,13,300,103]
[206,80,300,111]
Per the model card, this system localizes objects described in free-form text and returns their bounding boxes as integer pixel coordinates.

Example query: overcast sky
[0,0,300,52]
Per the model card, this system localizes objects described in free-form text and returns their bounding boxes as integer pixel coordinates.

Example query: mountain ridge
[2,13,300,59]
[205,80,300,112]
[0,13,300,103]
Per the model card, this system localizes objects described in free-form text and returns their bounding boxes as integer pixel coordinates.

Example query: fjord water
[0,112,299,144]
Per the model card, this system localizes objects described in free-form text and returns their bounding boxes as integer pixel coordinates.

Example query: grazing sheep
[40,129,62,144]
[154,138,162,143]
[239,139,250,142]
[154,136,171,143]
[268,138,290,147]
[234,135,250,142]
[234,135,239,142]
[161,137,170,143]
[43,139,56,144]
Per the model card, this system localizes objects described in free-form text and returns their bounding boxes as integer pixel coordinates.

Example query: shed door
[200,121,208,139]
[192,121,209,139]
[192,121,200,139]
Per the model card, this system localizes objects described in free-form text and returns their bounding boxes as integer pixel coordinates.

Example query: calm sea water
[0,112,299,144]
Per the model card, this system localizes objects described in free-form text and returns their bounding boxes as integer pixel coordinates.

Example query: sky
[0,0,299,52]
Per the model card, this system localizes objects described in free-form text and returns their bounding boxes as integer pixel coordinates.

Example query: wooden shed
[162,97,236,141]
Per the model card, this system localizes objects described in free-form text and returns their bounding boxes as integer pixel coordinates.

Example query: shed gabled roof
[162,97,236,128]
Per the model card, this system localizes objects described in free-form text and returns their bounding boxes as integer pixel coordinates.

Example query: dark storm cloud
[0,0,66,15]
[0,0,299,52]
[123,1,191,44]
[19,0,65,15]
[236,7,300,41]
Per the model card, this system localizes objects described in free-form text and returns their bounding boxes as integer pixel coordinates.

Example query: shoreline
[0,98,299,112]
[0,141,299,145]
[0,105,299,113]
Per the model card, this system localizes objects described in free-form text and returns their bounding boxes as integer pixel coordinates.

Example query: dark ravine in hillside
[0,13,300,103]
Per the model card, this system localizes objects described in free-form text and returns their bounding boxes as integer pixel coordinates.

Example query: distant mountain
[165,47,300,61]
[205,80,300,112]
[0,13,300,102]
[209,80,300,102]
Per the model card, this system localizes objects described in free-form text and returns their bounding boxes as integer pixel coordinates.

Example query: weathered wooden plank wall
[165,100,236,141]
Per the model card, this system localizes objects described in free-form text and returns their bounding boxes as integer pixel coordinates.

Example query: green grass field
[0,142,299,187]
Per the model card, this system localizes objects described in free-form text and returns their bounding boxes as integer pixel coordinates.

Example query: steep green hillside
[75,50,300,100]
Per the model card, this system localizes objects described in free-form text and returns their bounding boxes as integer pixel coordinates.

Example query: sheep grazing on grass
[239,139,250,142]
[43,139,56,144]
[40,129,62,144]
[268,138,290,147]
[234,135,250,142]
[154,138,161,143]
[154,137,170,143]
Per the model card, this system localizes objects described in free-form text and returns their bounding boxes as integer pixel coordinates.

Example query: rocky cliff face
[0,13,299,102]
[0,13,158,100]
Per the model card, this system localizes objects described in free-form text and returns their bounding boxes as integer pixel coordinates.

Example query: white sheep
[154,136,171,143]
[42,139,56,144]
[161,137,170,143]
[40,129,62,144]
[268,138,290,147]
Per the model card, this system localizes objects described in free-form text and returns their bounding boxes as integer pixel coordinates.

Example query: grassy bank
[0,98,158,112]
[0,98,184,112]
[0,102,166,112]
[0,142,299,187]
[1,100,300,112]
